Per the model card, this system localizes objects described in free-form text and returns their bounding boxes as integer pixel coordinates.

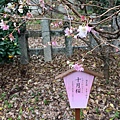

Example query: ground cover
[0,49,120,120]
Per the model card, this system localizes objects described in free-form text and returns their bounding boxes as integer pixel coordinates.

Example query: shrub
[0,0,28,63]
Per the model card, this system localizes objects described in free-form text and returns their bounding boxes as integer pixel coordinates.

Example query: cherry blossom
[54,23,59,27]
[4,7,11,13]
[76,25,92,38]
[0,20,9,30]
[86,26,93,32]
[18,29,20,34]
[116,48,119,52]
[52,41,58,46]
[18,5,23,13]
[3,14,7,18]
[26,12,33,18]
[9,34,15,41]
[58,21,63,25]
[80,15,86,21]
[77,26,88,38]
[64,27,73,36]
[39,0,46,9]
[72,63,84,71]
[4,3,15,12]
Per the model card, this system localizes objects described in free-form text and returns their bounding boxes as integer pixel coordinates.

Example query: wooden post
[41,19,52,62]
[65,36,73,56]
[75,109,80,120]
[18,32,29,64]
[89,33,98,48]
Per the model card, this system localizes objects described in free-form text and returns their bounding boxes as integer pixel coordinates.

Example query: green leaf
[0,0,5,4]
[19,107,23,115]
[8,118,13,120]
[8,103,12,109]
[115,111,120,118]
[0,51,4,54]
[0,48,4,51]
[0,42,5,45]
[44,99,49,105]
[11,51,15,55]
[16,51,21,55]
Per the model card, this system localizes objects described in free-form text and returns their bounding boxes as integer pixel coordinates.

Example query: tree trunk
[103,0,115,80]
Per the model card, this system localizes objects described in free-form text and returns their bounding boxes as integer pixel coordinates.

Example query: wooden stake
[75,109,80,120]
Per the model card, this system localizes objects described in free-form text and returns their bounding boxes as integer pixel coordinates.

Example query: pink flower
[72,64,84,71]
[80,15,86,21]
[64,27,73,36]
[0,20,9,30]
[17,29,20,34]
[54,23,59,27]
[77,26,87,38]
[86,26,92,32]
[2,24,9,30]
[27,12,33,18]
[39,0,46,9]
[3,14,7,18]
[58,21,63,25]
[76,25,92,38]
[9,34,15,41]
[52,41,58,46]
[116,48,119,52]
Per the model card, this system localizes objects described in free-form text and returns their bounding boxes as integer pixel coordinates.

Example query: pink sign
[63,71,94,108]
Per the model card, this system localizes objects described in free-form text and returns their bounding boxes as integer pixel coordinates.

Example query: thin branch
[62,0,81,18]
[84,42,104,56]
[79,37,93,49]
[94,28,120,35]
[66,0,108,10]
[89,10,120,26]
[95,5,120,18]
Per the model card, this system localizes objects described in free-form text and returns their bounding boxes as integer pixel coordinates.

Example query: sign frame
[55,67,103,120]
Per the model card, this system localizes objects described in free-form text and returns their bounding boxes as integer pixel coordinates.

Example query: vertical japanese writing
[85,79,88,98]
[76,77,81,82]
[75,77,81,93]
[81,78,84,93]
[86,79,88,86]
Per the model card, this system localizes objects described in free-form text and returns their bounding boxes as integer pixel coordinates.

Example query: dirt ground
[0,49,120,120]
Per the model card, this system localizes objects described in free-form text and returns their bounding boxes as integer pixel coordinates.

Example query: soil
[0,49,120,120]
